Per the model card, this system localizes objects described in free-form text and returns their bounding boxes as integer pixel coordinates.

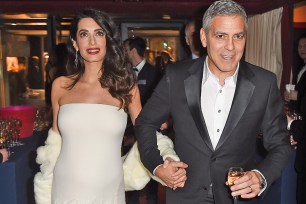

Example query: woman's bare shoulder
[52,76,74,90]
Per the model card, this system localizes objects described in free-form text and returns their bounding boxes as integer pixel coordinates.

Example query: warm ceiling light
[162,15,171,20]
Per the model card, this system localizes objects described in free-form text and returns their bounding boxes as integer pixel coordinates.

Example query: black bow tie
[133,68,138,72]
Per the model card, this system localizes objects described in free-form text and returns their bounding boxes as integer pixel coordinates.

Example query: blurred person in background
[184,19,206,60]
[286,33,306,204]
[45,43,68,107]
[6,57,27,105]
[0,148,9,163]
[27,56,44,89]
[155,50,173,81]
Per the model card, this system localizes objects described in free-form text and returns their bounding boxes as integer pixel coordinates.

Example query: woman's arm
[51,77,65,133]
[127,85,142,125]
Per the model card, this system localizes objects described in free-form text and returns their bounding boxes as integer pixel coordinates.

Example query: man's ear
[200,28,207,48]
[71,39,79,52]
[131,47,137,55]
[185,36,190,46]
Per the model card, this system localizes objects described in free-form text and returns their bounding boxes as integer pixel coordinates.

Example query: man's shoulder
[143,62,156,72]
[167,58,197,72]
[241,60,276,80]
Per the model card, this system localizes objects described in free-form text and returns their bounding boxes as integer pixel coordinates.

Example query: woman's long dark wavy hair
[66,8,135,110]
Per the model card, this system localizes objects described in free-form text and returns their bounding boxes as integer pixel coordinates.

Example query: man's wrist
[252,169,267,195]
[153,164,163,176]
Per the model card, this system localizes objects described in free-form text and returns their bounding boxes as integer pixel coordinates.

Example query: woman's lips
[86,48,100,54]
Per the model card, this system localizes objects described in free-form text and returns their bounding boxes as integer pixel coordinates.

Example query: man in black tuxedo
[123,36,159,204]
[287,34,306,204]
[124,36,159,106]
[135,0,292,203]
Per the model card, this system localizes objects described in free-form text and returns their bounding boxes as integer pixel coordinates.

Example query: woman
[51,9,139,203]
[35,8,186,203]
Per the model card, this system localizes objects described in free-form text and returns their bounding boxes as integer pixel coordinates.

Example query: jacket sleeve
[291,120,306,142]
[135,70,172,173]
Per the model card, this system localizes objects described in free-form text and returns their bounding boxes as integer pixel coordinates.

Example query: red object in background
[0,106,37,138]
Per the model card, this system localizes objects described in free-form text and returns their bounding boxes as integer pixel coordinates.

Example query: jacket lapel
[184,57,214,151]
[215,63,255,151]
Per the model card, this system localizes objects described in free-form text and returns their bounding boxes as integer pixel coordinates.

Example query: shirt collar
[202,56,239,86]
[192,53,199,59]
[135,59,146,72]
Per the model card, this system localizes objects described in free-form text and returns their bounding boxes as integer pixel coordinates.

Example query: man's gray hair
[202,0,248,34]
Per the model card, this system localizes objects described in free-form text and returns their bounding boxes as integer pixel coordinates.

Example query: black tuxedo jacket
[135,56,292,204]
[291,70,306,173]
[137,62,159,106]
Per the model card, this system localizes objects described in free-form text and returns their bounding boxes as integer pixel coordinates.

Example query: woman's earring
[74,50,78,68]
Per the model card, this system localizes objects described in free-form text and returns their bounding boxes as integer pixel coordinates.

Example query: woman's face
[73,17,107,66]
[298,38,306,62]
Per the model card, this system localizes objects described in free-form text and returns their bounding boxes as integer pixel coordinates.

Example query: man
[286,34,306,111]
[135,0,292,203]
[123,36,160,204]
[124,36,159,106]
[287,34,306,204]
[184,19,205,59]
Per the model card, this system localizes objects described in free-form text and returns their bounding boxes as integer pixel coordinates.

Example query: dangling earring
[74,50,78,68]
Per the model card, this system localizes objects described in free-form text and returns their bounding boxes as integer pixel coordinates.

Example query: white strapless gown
[52,104,127,204]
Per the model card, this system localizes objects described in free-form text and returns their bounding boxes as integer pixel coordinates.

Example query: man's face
[124,42,133,63]
[185,23,196,47]
[200,15,246,76]
[298,38,306,61]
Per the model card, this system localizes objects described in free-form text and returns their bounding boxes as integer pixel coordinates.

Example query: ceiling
[0,0,303,37]
[1,0,302,20]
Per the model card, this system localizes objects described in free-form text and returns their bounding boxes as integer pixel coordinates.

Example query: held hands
[159,122,169,131]
[155,157,188,189]
[226,171,261,199]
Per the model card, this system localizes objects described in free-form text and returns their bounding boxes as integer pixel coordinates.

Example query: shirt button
[218,110,221,113]
[217,129,220,132]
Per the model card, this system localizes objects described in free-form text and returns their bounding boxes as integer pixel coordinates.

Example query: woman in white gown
[48,8,187,204]
[50,9,141,203]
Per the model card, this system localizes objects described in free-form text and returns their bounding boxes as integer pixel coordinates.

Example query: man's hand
[289,90,298,101]
[226,171,262,199]
[155,157,188,189]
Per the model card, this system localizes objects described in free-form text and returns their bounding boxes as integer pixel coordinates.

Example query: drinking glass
[228,167,244,204]
[14,118,23,146]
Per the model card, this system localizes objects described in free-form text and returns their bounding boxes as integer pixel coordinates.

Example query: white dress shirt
[297,64,306,83]
[200,57,266,194]
[133,59,146,78]
[201,57,239,149]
